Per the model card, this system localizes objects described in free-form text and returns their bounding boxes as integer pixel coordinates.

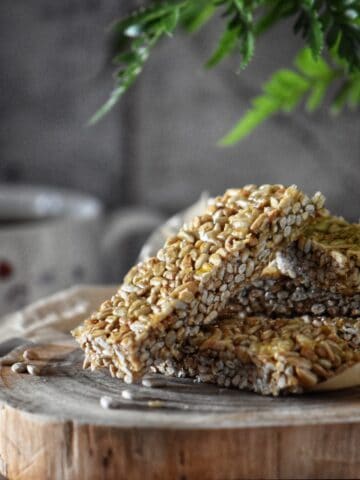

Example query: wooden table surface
[0,343,359,480]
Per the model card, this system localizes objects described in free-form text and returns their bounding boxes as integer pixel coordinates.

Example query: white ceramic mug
[0,185,163,315]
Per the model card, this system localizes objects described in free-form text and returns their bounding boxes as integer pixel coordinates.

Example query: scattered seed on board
[100,395,114,409]
[23,349,39,361]
[142,377,167,388]
[121,389,134,400]
[141,375,195,388]
[147,400,164,408]
[26,364,41,376]
[11,362,27,373]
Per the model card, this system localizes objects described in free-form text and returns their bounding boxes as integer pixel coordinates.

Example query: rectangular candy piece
[156,315,360,396]
[276,216,360,294]
[72,185,326,382]
[226,276,360,318]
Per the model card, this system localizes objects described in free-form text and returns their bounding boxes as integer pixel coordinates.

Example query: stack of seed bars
[72,185,360,395]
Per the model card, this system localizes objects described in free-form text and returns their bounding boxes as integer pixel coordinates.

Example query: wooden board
[0,342,359,480]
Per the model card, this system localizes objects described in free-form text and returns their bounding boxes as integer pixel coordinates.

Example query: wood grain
[0,343,359,479]
[0,406,359,480]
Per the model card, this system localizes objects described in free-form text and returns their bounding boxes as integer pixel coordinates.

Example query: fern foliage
[91,0,360,144]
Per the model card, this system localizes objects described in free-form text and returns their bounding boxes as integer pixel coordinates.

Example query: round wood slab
[0,343,360,480]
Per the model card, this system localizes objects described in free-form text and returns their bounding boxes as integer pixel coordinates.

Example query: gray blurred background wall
[1,0,359,221]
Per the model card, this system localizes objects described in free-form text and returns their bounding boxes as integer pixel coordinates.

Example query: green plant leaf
[88,86,126,125]
[308,9,324,58]
[239,31,255,69]
[112,1,187,34]
[163,6,181,34]
[295,48,331,77]
[255,1,295,36]
[182,2,216,32]
[206,27,239,68]
[306,82,327,111]
[331,73,360,113]
[219,97,278,145]
[347,76,360,106]
[218,48,343,145]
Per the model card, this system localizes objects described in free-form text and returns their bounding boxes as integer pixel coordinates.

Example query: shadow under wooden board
[0,343,359,480]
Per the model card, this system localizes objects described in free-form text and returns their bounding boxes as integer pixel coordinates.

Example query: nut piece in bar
[156,315,360,396]
[276,216,360,294]
[72,185,326,382]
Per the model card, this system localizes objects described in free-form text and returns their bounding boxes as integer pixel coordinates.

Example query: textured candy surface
[73,185,326,382]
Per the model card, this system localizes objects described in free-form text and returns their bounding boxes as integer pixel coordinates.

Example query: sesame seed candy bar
[225,276,360,318]
[72,185,326,382]
[276,216,360,294]
[155,315,360,396]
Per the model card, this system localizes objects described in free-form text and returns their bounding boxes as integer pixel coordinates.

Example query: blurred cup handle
[102,207,165,282]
